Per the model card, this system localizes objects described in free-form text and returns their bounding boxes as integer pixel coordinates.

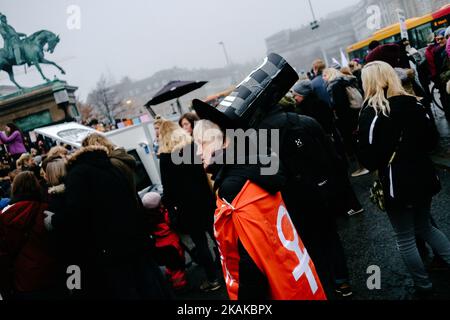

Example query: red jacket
[151,207,181,249]
[0,201,58,293]
[425,44,438,79]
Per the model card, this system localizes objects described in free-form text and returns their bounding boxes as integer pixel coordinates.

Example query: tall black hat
[192,53,299,129]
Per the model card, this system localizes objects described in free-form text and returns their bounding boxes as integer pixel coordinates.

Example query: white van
[34,120,166,196]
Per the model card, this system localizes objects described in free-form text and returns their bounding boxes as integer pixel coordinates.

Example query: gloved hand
[43,210,55,231]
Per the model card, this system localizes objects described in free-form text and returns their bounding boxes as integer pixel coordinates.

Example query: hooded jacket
[54,146,147,262]
[50,146,167,299]
[257,106,345,223]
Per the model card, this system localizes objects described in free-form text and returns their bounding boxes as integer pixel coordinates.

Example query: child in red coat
[142,192,187,291]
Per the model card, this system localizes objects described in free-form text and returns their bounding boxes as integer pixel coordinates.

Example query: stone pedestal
[0,80,79,132]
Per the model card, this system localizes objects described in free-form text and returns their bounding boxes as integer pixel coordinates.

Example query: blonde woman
[357,61,450,296]
[158,121,192,154]
[46,146,69,160]
[15,153,33,170]
[158,120,221,292]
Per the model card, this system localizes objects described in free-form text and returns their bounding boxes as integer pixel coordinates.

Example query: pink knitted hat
[142,192,161,209]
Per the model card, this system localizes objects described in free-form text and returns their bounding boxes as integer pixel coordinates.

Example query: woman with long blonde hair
[158,120,221,292]
[158,121,192,154]
[357,60,450,296]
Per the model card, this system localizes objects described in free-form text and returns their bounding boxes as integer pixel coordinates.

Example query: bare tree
[77,101,96,123]
[87,74,121,125]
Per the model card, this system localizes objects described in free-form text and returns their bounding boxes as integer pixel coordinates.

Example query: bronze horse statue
[0,30,66,90]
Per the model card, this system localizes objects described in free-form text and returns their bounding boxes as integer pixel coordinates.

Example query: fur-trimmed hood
[67,145,109,167]
[48,184,65,195]
[110,147,136,170]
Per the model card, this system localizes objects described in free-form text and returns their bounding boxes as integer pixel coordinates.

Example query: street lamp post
[307,0,328,65]
[218,41,231,67]
[219,41,235,85]
[308,0,319,30]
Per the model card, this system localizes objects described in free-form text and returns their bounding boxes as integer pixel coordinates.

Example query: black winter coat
[257,106,346,225]
[295,95,348,168]
[52,146,171,299]
[434,45,449,77]
[159,143,216,234]
[47,184,66,216]
[54,146,147,262]
[327,77,361,153]
[357,95,441,207]
[296,94,335,135]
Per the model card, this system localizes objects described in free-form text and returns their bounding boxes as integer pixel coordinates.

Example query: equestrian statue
[0,12,65,90]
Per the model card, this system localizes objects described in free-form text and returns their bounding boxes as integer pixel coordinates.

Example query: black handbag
[370,176,387,212]
[369,134,402,212]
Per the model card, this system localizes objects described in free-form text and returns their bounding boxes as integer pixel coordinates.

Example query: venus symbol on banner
[276,205,318,294]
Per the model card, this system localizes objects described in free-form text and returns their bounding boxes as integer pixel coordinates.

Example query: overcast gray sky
[0,0,359,99]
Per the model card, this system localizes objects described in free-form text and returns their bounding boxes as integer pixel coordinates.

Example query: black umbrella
[145,81,208,115]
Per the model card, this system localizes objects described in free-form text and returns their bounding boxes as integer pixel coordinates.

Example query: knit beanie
[292,80,313,97]
[142,192,161,209]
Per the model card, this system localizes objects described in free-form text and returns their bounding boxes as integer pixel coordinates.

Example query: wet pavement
[337,167,450,300]
[176,105,450,301]
[431,103,450,170]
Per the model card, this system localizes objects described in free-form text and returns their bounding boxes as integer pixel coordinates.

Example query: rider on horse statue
[0,13,27,65]
[0,12,64,91]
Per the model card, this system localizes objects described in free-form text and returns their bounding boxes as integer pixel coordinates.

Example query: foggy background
[0,0,360,99]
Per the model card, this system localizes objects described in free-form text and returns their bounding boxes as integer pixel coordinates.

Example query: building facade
[266,9,357,73]
[86,63,256,122]
[265,0,449,70]
[0,80,79,133]
[352,0,449,41]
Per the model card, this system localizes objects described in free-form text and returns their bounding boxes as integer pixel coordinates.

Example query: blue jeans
[387,200,450,289]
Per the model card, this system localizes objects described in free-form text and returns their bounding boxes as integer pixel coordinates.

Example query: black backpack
[258,111,343,211]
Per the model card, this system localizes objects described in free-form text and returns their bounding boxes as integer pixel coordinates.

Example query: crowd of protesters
[1,27,450,301]
[0,127,174,299]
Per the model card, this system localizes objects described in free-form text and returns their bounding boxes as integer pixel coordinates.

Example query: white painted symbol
[277,205,318,293]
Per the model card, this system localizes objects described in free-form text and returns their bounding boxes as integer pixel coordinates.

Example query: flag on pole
[340,48,349,67]
[331,57,341,69]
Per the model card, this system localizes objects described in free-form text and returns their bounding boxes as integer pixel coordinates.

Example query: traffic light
[310,20,319,30]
